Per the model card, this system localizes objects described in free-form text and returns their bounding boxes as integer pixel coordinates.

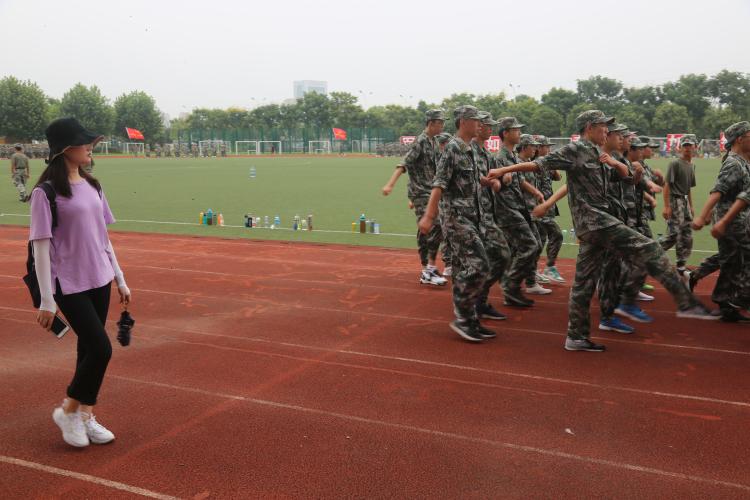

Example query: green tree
[113,90,163,140]
[541,87,579,119]
[708,70,750,116]
[298,92,332,128]
[622,86,662,123]
[504,95,540,130]
[0,76,48,140]
[277,103,303,130]
[700,107,741,139]
[564,103,593,134]
[186,108,229,130]
[529,106,563,137]
[329,91,365,129]
[60,83,114,135]
[661,74,711,126]
[576,76,624,114]
[616,105,651,136]
[246,104,282,129]
[47,97,62,124]
[651,103,692,136]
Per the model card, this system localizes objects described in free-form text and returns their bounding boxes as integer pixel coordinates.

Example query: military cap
[477,111,498,126]
[608,122,629,133]
[453,105,481,121]
[436,132,453,144]
[518,134,541,148]
[425,109,445,122]
[575,110,615,131]
[629,136,647,148]
[724,121,750,147]
[498,116,525,130]
[13,143,22,149]
[679,135,697,146]
[535,135,553,146]
[640,137,659,148]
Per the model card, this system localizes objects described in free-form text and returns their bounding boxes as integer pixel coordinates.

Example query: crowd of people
[382,107,750,350]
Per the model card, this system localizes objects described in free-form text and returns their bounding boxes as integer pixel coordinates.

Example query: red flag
[332,128,347,140]
[125,127,145,140]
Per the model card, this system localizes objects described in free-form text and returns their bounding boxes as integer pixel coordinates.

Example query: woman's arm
[106,240,131,305]
[32,238,55,330]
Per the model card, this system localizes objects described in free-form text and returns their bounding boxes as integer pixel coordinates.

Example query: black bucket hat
[45,117,103,163]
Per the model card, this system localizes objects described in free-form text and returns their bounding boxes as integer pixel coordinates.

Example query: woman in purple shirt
[30,117,131,448]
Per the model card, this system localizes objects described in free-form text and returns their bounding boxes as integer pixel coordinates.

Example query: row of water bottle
[244,214,313,231]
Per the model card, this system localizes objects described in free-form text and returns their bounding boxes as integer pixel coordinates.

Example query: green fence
[171,126,398,154]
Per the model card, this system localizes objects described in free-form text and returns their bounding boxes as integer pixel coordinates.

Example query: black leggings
[54,281,112,406]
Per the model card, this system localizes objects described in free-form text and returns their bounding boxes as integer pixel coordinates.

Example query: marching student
[533,136,565,284]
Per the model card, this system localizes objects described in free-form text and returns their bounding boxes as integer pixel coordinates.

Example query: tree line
[1,71,748,142]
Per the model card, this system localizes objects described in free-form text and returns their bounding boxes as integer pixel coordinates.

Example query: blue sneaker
[599,316,635,334]
[615,304,654,323]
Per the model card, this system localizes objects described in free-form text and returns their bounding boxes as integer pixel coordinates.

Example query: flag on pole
[332,128,347,140]
[125,127,145,140]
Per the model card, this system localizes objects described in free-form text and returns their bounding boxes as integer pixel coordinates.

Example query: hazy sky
[3,0,749,117]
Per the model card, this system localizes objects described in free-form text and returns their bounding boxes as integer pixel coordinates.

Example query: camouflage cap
[425,109,445,122]
[575,110,615,132]
[535,135,553,146]
[498,116,525,130]
[679,135,697,146]
[13,143,22,148]
[477,111,498,126]
[436,132,453,144]
[453,105,482,121]
[629,136,647,148]
[518,134,541,148]
[607,122,629,134]
[724,121,750,147]
[640,136,659,148]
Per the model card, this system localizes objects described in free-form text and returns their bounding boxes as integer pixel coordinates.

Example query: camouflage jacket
[402,131,439,200]
[535,139,623,236]
[10,152,29,172]
[711,152,750,231]
[493,146,530,227]
[433,137,483,224]
[641,161,656,220]
[533,157,559,218]
[621,159,649,227]
[471,141,498,227]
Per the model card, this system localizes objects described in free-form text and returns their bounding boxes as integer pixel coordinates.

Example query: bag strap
[39,181,57,229]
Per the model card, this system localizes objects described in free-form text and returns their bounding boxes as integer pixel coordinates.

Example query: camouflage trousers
[659,196,693,266]
[535,218,563,267]
[11,172,27,200]
[568,223,698,340]
[691,252,720,282]
[445,215,489,321]
[477,219,511,307]
[619,224,653,305]
[440,220,453,267]
[412,197,443,267]
[597,250,622,318]
[500,221,539,295]
[711,224,750,309]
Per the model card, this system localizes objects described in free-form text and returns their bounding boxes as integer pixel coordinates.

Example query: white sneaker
[637,291,654,301]
[535,272,551,284]
[420,270,447,286]
[52,407,89,448]
[525,283,552,295]
[82,413,115,444]
[443,266,452,277]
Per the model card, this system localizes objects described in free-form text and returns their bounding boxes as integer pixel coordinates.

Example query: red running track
[0,225,748,499]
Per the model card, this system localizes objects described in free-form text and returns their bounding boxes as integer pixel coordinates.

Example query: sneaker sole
[598,324,635,334]
[419,279,447,286]
[503,300,533,308]
[89,434,115,445]
[525,290,552,295]
[614,309,653,323]
[480,314,507,321]
[564,344,606,352]
[676,311,720,320]
[636,296,655,302]
[449,322,483,342]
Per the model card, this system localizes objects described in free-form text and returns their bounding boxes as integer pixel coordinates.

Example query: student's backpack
[22,180,101,307]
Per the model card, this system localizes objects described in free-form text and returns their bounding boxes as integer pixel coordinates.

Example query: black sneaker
[503,291,534,308]
[720,308,750,323]
[688,272,698,292]
[476,302,506,320]
[564,337,606,352]
[449,320,483,343]
[475,323,497,339]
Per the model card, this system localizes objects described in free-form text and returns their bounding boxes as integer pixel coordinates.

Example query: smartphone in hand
[51,315,70,339]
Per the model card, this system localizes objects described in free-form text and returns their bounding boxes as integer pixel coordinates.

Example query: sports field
[0,155,724,265]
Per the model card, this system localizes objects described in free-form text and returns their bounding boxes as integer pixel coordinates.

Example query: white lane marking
[113,376,750,493]
[0,455,180,499]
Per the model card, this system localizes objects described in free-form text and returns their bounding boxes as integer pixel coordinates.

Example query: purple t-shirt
[29,180,116,295]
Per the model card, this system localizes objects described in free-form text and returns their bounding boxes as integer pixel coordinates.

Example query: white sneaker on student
[525,283,552,295]
[637,291,655,301]
[52,407,89,448]
[81,413,115,444]
[535,271,551,284]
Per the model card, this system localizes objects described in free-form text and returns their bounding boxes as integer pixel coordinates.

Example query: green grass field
[0,155,723,265]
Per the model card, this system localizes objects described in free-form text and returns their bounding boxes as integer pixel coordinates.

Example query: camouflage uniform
[494,119,539,296]
[516,134,545,286]
[533,136,564,268]
[402,110,445,267]
[534,112,699,341]
[433,107,489,322]
[473,113,511,307]
[436,132,454,267]
[659,137,697,267]
[10,148,29,201]
[708,130,750,310]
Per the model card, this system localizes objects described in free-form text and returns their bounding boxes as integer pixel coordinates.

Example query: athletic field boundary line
[0,455,180,499]
[0,214,720,252]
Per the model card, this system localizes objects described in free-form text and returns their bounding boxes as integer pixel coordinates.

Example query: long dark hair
[34,155,101,198]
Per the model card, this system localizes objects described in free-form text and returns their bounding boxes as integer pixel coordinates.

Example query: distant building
[293,80,328,99]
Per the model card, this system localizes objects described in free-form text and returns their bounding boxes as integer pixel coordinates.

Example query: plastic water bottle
[264,215,269,228]
[293,215,299,231]
[274,215,281,227]
[562,229,568,242]
[206,208,213,226]
[374,222,380,234]
[359,214,366,233]
[570,228,575,243]
[249,166,256,179]
[307,214,313,231]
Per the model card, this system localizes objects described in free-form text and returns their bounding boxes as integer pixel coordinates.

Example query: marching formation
[383,106,750,350]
